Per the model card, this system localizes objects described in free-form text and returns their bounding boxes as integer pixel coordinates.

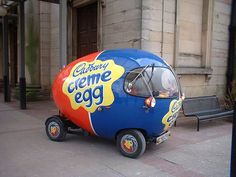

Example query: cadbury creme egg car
[45,49,183,158]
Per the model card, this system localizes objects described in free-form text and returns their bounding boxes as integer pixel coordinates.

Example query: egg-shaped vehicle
[45,49,183,158]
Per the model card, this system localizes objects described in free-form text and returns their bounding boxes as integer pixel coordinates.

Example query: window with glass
[124,67,179,98]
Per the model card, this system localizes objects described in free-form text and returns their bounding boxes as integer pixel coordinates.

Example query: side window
[124,68,150,97]
[124,67,179,98]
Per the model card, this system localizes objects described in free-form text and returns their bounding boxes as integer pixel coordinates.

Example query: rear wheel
[116,129,146,158]
[45,116,67,141]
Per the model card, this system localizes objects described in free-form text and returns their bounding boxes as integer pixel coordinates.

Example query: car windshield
[124,67,179,98]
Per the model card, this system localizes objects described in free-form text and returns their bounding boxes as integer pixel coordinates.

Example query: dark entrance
[77,2,97,58]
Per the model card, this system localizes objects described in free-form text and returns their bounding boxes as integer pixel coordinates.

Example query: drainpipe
[173,0,179,68]
[140,0,143,49]
[59,0,67,69]
[161,0,164,58]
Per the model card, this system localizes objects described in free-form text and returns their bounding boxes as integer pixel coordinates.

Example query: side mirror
[145,96,156,108]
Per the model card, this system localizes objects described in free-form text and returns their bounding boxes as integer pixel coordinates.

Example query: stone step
[13,85,51,101]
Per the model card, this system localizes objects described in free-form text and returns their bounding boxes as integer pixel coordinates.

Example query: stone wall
[141,0,163,58]
[180,0,231,97]
[24,0,40,85]
[40,1,60,90]
[37,0,232,99]
[102,0,142,49]
[162,0,176,66]
[133,0,230,98]
[141,0,176,65]
[49,3,60,86]
[40,1,51,89]
[177,0,203,67]
[209,0,231,96]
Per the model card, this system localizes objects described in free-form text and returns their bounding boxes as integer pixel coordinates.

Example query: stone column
[17,0,41,101]
[141,0,175,65]
[141,0,163,56]
[24,0,40,86]
[40,1,51,90]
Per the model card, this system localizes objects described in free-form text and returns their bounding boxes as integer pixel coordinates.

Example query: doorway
[77,2,98,57]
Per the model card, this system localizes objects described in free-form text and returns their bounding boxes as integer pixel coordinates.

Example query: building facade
[0,0,233,99]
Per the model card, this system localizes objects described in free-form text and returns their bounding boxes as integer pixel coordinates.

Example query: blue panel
[91,94,172,139]
[97,48,167,68]
[89,49,178,139]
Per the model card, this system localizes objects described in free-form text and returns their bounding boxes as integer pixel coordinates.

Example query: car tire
[45,116,67,141]
[116,129,146,158]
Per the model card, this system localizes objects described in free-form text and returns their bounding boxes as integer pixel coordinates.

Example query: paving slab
[0,95,232,177]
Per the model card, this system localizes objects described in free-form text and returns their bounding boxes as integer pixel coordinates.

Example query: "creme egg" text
[62,60,125,113]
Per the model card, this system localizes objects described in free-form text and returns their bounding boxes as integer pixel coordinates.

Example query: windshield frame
[123,66,180,99]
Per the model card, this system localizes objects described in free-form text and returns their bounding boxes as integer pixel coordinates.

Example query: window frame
[123,66,180,99]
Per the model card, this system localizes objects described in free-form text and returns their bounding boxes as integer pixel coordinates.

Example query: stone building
[0,0,234,99]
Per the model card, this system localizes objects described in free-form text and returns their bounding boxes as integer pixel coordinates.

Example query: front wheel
[116,129,146,158]
[45,116,67,141]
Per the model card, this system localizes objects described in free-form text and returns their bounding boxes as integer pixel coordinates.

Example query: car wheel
[45,116,67,141]
[116,129,146,158]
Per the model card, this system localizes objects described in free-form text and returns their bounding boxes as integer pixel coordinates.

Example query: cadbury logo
[72,63,109,77]
[62,60,125,113]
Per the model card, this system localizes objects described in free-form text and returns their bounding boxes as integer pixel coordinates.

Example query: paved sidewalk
[0,95,232,177]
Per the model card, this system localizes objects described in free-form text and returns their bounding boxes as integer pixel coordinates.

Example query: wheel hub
[48,122,60,138]
[121,134,138,153]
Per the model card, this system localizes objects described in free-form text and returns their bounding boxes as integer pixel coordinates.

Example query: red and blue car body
[52,48,182,140]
